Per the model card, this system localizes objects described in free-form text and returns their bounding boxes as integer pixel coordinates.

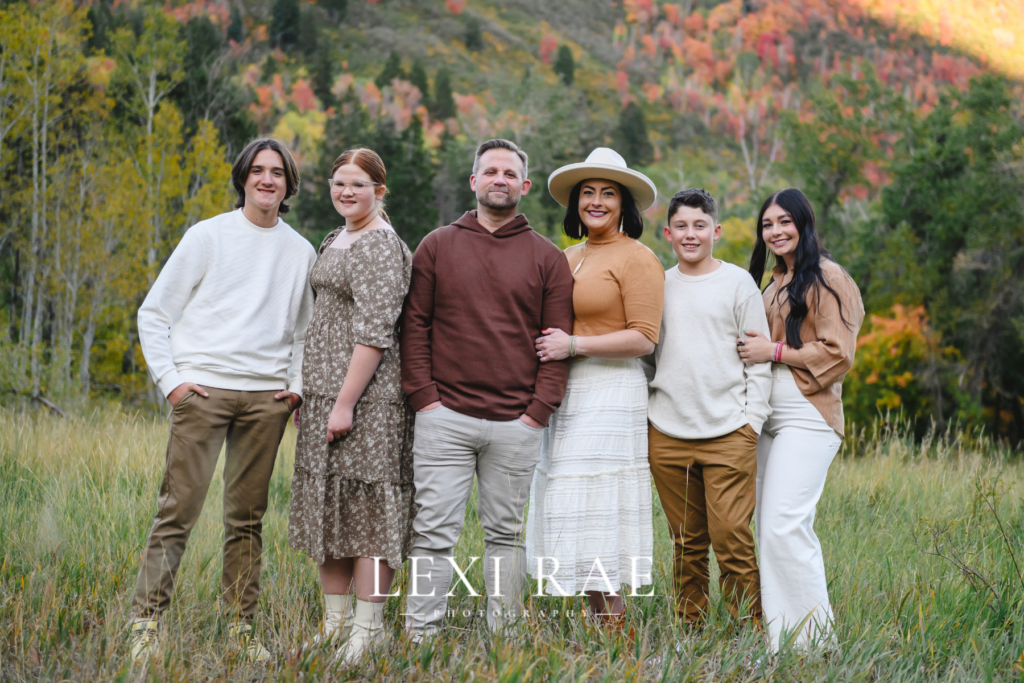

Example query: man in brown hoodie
[401,139,574,638]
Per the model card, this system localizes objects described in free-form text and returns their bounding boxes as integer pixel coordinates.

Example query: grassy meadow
[1,408,1023,682]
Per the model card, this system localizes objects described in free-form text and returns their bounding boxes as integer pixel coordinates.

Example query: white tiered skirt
[526,357,654,595]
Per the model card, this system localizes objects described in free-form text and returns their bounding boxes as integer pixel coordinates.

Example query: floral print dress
[289,227,417,567]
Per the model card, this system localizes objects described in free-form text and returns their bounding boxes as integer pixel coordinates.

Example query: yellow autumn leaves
[0,0,231,403]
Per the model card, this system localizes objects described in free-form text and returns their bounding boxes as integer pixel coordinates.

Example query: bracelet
[569,335,578,357]
[773,341,784,363]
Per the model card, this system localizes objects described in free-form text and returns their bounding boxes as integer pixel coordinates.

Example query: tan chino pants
[132,387,293,622]
[648,423,762,625]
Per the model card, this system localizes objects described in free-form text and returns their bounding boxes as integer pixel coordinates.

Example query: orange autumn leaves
[611,0,988,196]
[617,0,982,110]
[845,304,958,424]
[851,0,1024,82]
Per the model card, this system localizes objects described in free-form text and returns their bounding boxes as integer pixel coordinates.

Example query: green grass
[1,409,1023,681]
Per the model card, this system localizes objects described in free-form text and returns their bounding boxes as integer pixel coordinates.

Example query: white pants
[756,364,842,651]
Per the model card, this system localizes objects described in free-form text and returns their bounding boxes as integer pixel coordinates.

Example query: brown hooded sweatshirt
[401,211,574,426]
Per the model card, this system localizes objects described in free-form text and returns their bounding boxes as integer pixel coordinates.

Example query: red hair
[332,148,390,223]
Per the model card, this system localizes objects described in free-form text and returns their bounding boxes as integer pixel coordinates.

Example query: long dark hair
[748,188,849,349]
[562,179,644,240]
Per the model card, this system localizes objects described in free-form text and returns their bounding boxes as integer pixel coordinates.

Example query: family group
[127,135,864,667]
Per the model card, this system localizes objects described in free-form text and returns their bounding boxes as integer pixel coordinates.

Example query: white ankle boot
[303,593,353,651]
[338,599,385,665]
[323,594,354,644]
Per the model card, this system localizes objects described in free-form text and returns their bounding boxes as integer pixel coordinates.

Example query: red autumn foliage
[539,33,558,63]
[291,79,317,112]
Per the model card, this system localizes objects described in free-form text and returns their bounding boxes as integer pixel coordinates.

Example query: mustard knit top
[563,230,665,344]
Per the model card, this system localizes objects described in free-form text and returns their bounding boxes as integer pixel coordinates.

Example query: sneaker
[129,619,160,665]
[408,625,438,646]
[228,622,272,663]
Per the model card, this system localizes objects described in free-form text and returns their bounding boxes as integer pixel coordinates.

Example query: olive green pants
[132,387,293,621]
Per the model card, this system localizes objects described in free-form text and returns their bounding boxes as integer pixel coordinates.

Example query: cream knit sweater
[138,209,316,398]
[647,261,773,439]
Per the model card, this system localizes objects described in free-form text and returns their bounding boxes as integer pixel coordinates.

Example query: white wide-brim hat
[547,147,657,212]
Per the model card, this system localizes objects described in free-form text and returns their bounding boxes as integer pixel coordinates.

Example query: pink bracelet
[773,342,784,363]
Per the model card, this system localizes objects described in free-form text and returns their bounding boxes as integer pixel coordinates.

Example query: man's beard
[476,186,520,210]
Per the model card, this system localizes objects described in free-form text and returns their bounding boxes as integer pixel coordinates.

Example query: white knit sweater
[647,261,773,439]
[138,209,317,398]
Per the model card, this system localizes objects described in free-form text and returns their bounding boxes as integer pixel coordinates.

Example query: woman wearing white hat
[526,148,665,628]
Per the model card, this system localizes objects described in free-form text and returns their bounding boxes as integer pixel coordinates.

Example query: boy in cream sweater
[130,139,316,665]
[647,188,772,627]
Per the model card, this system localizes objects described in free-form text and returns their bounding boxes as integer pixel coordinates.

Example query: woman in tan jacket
[737,188,864,651]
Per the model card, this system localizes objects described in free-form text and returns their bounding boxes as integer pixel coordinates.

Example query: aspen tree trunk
[25,45,43,395]
[78,288,101,398]
[78,216,114,399]
[22,48,40,362]
[30,34,55,397]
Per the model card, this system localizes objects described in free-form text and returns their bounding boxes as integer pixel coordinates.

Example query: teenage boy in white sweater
[129,139,316,665]
[647,189,772,628]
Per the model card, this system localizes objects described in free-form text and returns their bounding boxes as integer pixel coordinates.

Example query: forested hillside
[2,0,1024,444]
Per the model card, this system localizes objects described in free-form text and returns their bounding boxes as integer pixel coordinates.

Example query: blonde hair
[332,148,390,223]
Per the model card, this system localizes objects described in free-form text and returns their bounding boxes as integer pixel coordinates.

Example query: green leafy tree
[111,7,187,282]
[4,0,92,396]
[85,0,118,53]
[553,44,574,86]
[615,101,653,166]
[370,117,438,248]
[312,45,336,110]
[409,59,430,107]
[111,7,186,138]
[321,0,348,20]
[464,15,483,52]
[433,131,477,226]
[432,68,456,120]
[298,6,319,60]
[375,50,404,89]
[271,0,299,48]
[172,16,221,130]
[226,5,244,43]
[260,54,277,84]
[878,74,1024,438]
[171,15,256,156]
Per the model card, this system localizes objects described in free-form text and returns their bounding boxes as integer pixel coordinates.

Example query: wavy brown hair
[231,138,300,214]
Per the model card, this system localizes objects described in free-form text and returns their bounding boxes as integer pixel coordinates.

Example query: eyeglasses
[328,180,381,192]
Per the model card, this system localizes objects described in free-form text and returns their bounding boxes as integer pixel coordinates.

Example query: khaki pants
[648,423,761,624]
[132,387,292,621]
[404,405,543,636]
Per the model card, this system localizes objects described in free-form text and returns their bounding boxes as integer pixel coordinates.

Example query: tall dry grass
[1,408,1023,681]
